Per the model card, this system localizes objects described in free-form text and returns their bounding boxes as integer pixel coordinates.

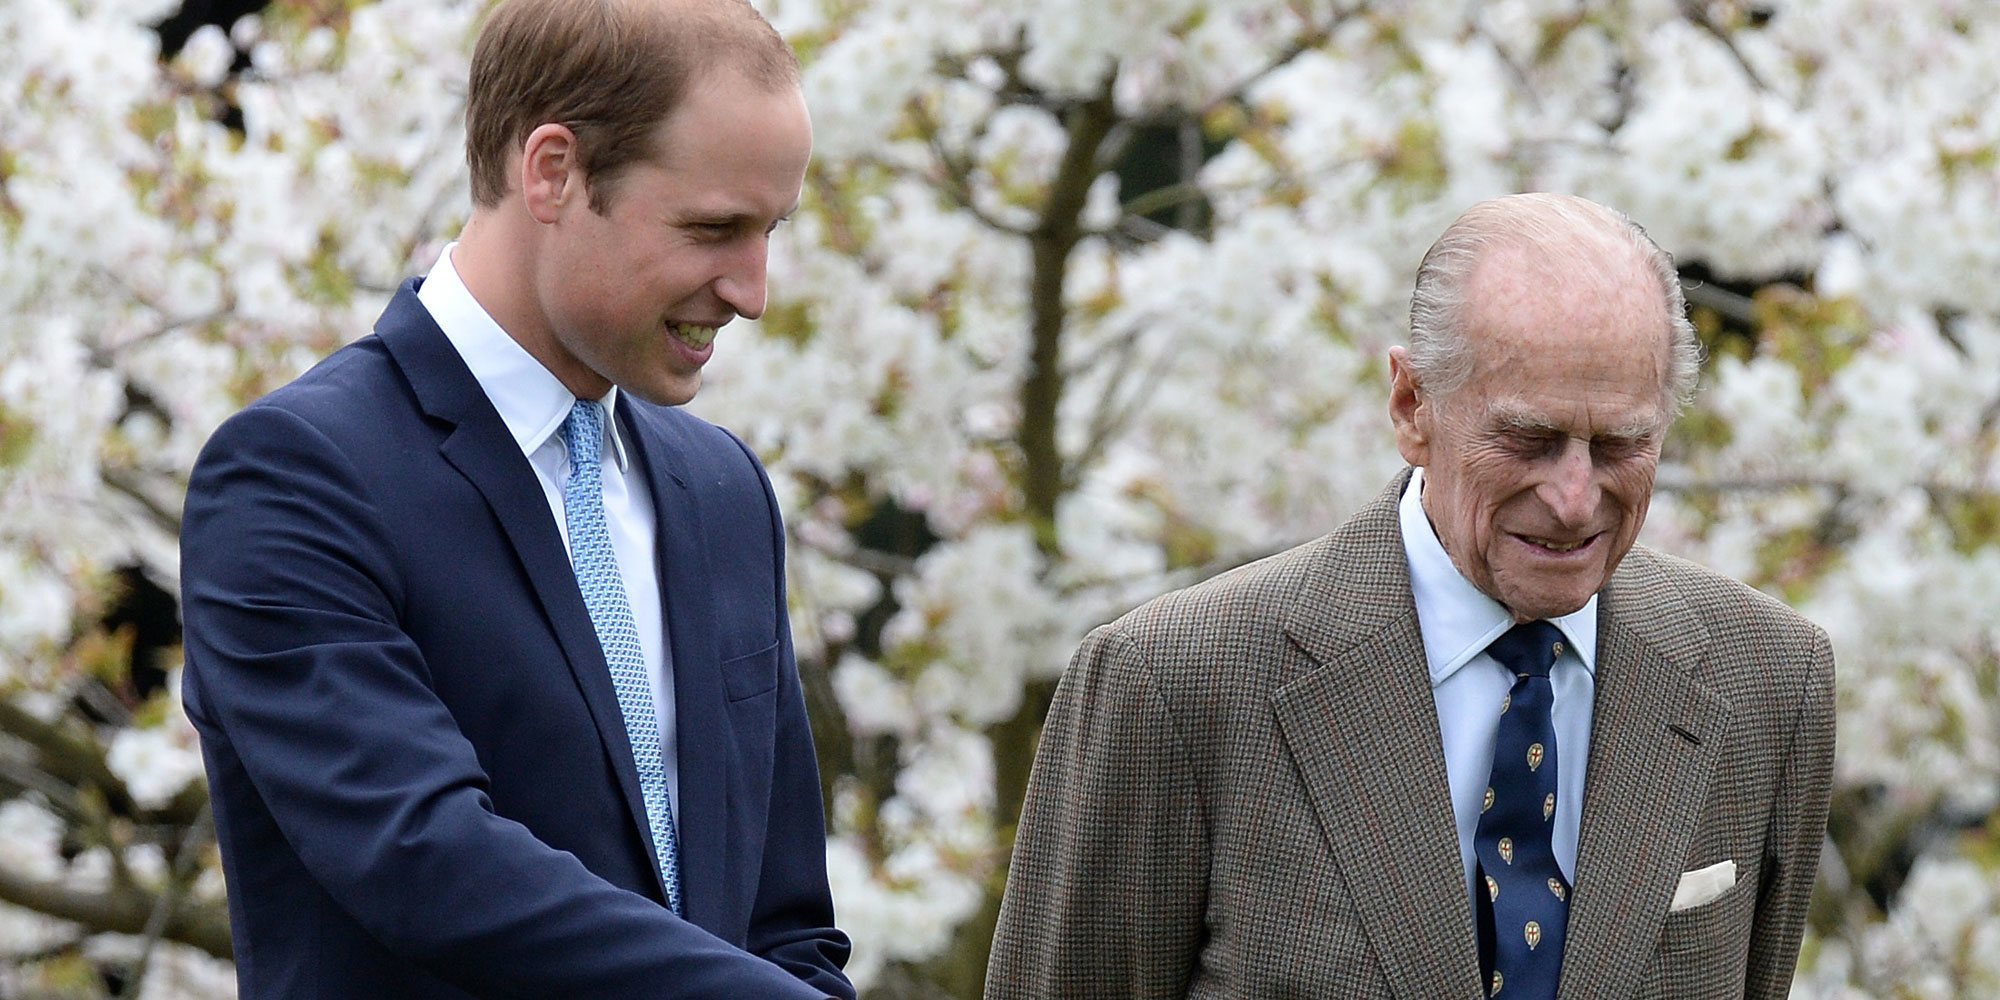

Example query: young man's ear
[1387,346,1433,468]
[519,123,580,224]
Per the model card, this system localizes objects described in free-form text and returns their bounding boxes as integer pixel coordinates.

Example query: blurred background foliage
[0,0,1996,997]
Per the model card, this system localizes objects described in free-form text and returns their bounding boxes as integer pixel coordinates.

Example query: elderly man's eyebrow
[1603,413,1671,441]
[1488,405,1663,441]
[1489,407,1560,435]
[1487,405,1572,437]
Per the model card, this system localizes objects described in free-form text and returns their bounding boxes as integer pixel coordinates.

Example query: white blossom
[107,721,206,811]
[6,0,2000,992]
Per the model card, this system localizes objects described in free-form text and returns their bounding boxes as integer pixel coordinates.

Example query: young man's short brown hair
[464,0,800,211]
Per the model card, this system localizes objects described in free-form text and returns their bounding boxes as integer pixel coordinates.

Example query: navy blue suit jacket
[180,282,853,999]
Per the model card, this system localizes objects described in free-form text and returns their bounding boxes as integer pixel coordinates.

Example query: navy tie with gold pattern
[1474,621,1569,998]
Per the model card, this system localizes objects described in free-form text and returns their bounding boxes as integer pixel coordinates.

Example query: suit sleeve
[733,435,856,998]
[180,404,832,999]
[985,625,1208,999]
[1744,627,1836,998]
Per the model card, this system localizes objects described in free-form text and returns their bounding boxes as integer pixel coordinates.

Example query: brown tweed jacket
[987,473,1835,1000]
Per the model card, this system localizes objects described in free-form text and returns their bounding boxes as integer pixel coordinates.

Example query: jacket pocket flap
[720,642,779,701]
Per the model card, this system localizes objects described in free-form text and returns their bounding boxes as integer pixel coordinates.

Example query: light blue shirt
[418,245,679,833]
[1398,468,1595,900]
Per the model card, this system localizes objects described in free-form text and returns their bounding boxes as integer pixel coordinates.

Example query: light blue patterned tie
[562,399,682,915]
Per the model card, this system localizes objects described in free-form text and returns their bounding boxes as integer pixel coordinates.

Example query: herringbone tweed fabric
[988,472,1834,1000]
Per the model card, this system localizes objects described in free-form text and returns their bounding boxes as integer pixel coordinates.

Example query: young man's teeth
[671,323,716,348]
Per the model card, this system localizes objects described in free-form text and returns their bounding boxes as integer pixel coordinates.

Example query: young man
[180,1,852,996]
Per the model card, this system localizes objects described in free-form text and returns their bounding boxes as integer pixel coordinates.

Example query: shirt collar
[1399,467,1597,687]
[416,242,630,470]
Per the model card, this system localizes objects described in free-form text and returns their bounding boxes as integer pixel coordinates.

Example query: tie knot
[564,399,605,468]
[1487,620,1565,678]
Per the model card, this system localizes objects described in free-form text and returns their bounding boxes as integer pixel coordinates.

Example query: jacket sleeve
[180,402,834,999]
[1743,627,1836,999]
[984,625,1209,999]
[733,434,855,998]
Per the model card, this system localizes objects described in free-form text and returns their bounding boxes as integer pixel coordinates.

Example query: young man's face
[531,69,812,406]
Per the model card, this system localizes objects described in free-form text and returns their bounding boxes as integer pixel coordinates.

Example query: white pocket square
[1669,860,1737,912]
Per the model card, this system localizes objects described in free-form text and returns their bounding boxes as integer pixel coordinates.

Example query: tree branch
[1677,0,1773,93]
[1115,179,1209,225]
[1067,328,1177,491]
[931,70,1129,1000]
[0,702,134,817]
[1019,84,1120,548]
[101,468,186,544]
[121,811,219,995]
[92,311,229,362]
[1125,8,1350,129]
[792,533,920,578]
[1681,277,1758,327]
[906,97,1035,236]
[1652,471,1880,495]
[1468,20,1545,115]
[1175,119,1205,233]
[0,758,85,816]
[0,700,208,827]
[0,862,231,960]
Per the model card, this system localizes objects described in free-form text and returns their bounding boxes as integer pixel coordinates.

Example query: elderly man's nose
[1540,441,1599,527]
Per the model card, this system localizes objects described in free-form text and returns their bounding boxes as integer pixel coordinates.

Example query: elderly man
[988,193,1834,999]
[179,0,852,996]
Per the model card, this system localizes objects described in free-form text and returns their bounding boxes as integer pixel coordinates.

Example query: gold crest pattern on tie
[1472,621,1571,999]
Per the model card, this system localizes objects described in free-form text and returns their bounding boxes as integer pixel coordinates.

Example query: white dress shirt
[418,244,680,834]
[1399,467,1595,903]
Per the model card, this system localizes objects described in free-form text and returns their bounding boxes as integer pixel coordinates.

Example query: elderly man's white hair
[1406,192,1702,413]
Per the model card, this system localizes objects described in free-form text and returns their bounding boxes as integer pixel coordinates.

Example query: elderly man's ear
[1387,346,1432,468]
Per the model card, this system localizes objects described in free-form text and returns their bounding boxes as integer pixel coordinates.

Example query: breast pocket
[720,641,779,702]
[1642,858,1760,999]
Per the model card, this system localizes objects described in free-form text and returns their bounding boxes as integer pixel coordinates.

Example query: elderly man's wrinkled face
[1389,246,1673,623]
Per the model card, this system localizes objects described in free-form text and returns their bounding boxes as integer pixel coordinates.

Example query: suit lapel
[1557,554,1731,999]
[375,283,663,900]
[1273,475,1485,999]
[620,406,729,929]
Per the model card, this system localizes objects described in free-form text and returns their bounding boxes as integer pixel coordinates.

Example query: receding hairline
[470,0,802,91]
[463,0,801,208]
[625,0,800,87]
[654,58,809,141]
[1454,222,1680,408]
[1406,192,1701,412]
[1462,197,1661,290]
[1459,223,1674,339]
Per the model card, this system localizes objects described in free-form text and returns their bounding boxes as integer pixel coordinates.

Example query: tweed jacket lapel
[1557,550,1733,997]
[1273,472,1486,999]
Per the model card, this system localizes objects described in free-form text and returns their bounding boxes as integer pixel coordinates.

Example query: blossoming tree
[0,0,1995,995]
